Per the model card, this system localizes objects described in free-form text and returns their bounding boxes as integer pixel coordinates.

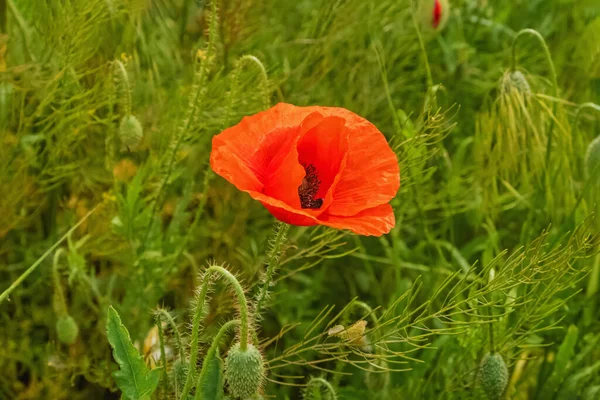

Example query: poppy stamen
[298,164,324,209]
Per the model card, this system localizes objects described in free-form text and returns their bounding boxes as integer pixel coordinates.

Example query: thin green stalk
[0,207,97,305]
[194,319,240,400]
[113,60,131,117]
[156,318,169,399]
[228,55,271,117]
[51,248,68,316]
[179,264,250,400]
[411,0,433,89]
[488,308,495,353]
[574,102,600,128]
[511,29,559,169]
[255,222,290,316]
[168,54,270,272]
[155,308,185,360]
[144,0,220,244]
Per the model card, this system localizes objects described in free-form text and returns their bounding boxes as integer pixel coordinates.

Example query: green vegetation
[1,0,600,399]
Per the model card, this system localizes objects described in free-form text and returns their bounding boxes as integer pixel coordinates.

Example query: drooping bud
[171,358,189,394]
[502,70,532,97]
[585,135,600,186]
[119,115,143,151]
[56,315,79,345]
[224,343,265,399]
[418,0,450,34]
[478,352,509,400]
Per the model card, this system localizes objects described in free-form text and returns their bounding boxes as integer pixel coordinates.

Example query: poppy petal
[319,203,396,236]
[210,103,315,193]
[314,108,400,217]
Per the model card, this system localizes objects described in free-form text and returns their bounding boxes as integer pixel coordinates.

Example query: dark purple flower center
[298,164,324,209]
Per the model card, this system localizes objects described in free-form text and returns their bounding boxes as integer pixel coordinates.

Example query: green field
[2,0,600,399]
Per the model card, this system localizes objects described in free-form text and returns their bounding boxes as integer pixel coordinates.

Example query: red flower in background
[210,103,400,236]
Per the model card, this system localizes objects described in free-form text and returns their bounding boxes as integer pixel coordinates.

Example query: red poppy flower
[210,103,400,236]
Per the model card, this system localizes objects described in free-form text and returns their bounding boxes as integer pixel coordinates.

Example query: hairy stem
[155,308,185,360]
[180,265,250,400]
[194,319,240,400]
[144,0,220,244]
[156,318,169,399]
[113,60,131,117]
[255,222,290,316]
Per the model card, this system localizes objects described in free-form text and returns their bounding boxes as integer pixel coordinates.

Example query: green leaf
[540,325,579,398]
[106,306,162,400]
[197,348,224,400]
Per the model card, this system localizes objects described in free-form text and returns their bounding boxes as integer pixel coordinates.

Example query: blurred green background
[1,0,600,399]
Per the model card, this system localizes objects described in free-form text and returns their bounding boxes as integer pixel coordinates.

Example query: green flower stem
[113,60,131,117]
[194,319,240,400]
[144,0,219,245]
[51,249,68,317]
[255,222,290,317]
[574,102,600,129]
[511,29,559,169]
[155,309,185,360]
[0,207,97,305]
[411,0,433,89]
[225,55,270,127]
[156,318,169,399]
[179,265,250,400]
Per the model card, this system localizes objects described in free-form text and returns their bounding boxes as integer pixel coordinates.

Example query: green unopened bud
[503,70,531,96]
[585,135,600,186]
[119,115,143,151]
[171,358,189,394]
[56,315,79,345]
[224,343,265,399]
[479,352,509,400]
[418,0,450,34]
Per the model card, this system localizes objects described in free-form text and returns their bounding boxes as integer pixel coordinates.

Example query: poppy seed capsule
[119,115,143,151]
[585,136,600,186]
[56,315,79,345]
[418,0,450,33]
[224,343,265,399]
[479,352,509,400]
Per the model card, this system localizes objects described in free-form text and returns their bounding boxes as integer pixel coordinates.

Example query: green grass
[1,0,600,399]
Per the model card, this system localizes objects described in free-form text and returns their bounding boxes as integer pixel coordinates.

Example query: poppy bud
[119,115,143,151]
[170,358,189,392]
[224,343,265,399]
[478,352,509,400]
[56,315,79,345]
[503,70,531,96]
[418,0,450,33]
[585,135,600,186]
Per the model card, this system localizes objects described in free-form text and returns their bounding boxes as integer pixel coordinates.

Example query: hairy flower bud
[119,115,143,151]
[479,352,509,400]
[224,343,265,399]
[56,315,79,345]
